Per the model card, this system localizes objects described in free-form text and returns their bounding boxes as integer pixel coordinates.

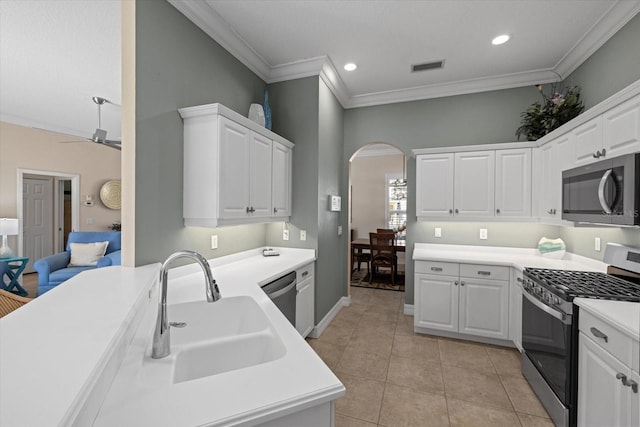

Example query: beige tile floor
[307,286,554,427]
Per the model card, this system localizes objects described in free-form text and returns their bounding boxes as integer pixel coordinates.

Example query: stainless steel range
[521,243,640,427]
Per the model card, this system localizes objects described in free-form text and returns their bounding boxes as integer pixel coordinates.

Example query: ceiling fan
[59,96,121,150]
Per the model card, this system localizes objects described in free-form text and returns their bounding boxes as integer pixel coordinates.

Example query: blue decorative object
[263,88,272,130]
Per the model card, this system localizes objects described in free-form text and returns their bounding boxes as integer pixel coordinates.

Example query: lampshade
[0,218,19,236]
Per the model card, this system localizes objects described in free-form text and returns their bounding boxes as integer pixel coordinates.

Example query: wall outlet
[479,228,488,240]
[434,227,442,238]
[211,235,218,250]
[338,225,343,236]
[283,229,289,241]
[300,230,307,241]
[595,237,601,252]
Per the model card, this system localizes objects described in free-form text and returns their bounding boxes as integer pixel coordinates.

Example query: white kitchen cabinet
[415,261,510,342]
[572,94,640,167]
[179,103,294,227]
[415,153,454,217]
[578,307,639,427]
[219,117,272,219]
[295,262,315,338]
[509,268,523,352]
[272,141,292,218]
[495,148,532,218]
[454,151,495,217]
[534,133,572,221]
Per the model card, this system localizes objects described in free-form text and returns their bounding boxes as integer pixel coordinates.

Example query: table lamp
[0,218,19,258]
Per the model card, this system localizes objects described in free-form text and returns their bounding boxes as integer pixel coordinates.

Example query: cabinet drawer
[415,261,459,276]
[296,263,314,282]
[460,264,509,281]
[579,309,633,366]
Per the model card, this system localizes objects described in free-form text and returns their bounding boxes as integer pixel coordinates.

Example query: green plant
[516,84,585,141]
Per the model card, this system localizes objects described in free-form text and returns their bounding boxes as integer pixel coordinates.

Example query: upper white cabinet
[534,133,572,221]
[495,149,532,218]
[179,103,294,227]
[572,95,640,167]
[454,151,495,218]
[416,146,532,221]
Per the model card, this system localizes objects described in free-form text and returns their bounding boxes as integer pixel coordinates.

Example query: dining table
[350,238,406,253]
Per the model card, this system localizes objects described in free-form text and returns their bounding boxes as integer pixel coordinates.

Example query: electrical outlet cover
[283,229,290,241]
[479,228,488,240]
[435,227,442,238]
[300,230,307,241]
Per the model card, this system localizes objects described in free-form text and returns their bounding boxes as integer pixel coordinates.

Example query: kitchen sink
[141,295,286,385]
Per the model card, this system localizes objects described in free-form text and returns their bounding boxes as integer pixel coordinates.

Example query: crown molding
[553,0,640,79]
[168,0,639,109]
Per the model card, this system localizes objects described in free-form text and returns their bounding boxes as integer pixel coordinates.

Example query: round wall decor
[100,180,121,210]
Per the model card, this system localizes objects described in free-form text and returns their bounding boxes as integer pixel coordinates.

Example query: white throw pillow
[68,241,109,267]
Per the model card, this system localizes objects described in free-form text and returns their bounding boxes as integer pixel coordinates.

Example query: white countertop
[413,243,607,272]
[0,247,344,427]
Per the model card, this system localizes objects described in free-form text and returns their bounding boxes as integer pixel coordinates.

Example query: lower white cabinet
[578,308,639,427]
[415,261,510,341]
[295,262,315,338]
[509,268,523,352]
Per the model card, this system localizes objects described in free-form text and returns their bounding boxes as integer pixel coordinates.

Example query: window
[386,173,407,241]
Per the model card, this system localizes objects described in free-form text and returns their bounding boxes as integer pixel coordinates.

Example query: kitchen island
[0,247,344,427]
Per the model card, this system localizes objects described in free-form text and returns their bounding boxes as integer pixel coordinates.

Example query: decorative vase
[248,103,265,127]
[263,89,272,130]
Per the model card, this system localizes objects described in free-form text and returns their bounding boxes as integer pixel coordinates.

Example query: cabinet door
[458,277,509,340]
[219,117,251,218]
[416,154,454,217]
[454,151,495,217]
[573,117,603,167]
[536,141,557,218]
[414,273,458,332]
[495,148,531,217]
[509,269,523,351]
[578,332,631,427]
[603,96,640,158]
[272,141,292,218]
[249,132,273,217]
[295,263,314,338]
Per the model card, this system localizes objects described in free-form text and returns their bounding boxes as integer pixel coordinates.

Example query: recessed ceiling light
[492,34,510,45]
[344,63,357,71]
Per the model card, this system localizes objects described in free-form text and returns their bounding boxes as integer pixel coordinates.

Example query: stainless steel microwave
[562,152,640,226]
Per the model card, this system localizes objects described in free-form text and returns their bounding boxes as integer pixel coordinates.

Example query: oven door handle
[523,290,568,323]
[598,169,614,214]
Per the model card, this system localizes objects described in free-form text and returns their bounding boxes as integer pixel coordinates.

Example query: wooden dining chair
[351,229,371,275]
[369,232,397,284]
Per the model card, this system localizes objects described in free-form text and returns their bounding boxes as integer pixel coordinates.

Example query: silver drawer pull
[478,271,491,276]
[431,267,443,272]
[454,281,459,286]
[460,281,465,286]
[301,271,309,277]
[617,373,639,393]
[590,327,608,343]
[516,277,523,283]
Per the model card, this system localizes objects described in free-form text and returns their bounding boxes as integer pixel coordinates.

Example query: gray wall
[134,0,267,265]
[316,79,346,323]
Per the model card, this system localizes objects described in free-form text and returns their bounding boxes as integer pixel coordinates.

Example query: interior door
[23,177,54,272]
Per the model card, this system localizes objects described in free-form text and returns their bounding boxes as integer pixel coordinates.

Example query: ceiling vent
[411,60,445,72]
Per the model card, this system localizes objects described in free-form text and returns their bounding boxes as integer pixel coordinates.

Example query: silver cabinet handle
[616,373,639,393]
[590,327,608,343]
[628,379,638,393]
[274,207,278,213]
[496,209,500,214]
[431,267,443,272]
[250,207,256,213]
[246,206,251,213]
[454,281,459,286]
[455,208,459,214]
[301,271,309,277]
[449,209,453,214]
[478,271,491,276]
[516,277,523,283]
[460,281,465,286]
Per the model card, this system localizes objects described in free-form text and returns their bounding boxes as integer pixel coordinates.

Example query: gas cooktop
[523,268,640,302]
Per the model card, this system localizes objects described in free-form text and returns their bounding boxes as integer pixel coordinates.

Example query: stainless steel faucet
[152,250,221,359]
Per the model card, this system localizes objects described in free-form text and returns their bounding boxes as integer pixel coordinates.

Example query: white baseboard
[308,296,351,338]
[404,304,414,316]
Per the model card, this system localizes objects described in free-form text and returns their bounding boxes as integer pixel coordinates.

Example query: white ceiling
[1,1,638,141]
[170,0,640,108]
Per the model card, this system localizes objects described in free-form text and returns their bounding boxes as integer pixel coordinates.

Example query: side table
[0,256,29,297]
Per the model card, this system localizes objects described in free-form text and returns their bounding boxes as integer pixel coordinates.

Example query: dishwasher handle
[261,271,297,299]
[266,280,297,299]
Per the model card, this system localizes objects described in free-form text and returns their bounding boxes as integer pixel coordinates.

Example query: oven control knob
[552,296,561,305]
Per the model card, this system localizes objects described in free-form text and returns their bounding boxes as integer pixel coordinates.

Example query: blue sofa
[34,231,122,295]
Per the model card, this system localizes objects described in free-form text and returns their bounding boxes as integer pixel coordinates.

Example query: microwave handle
[598,169,614,214]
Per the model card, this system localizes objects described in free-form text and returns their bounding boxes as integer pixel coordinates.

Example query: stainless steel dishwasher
[261,271,296,327]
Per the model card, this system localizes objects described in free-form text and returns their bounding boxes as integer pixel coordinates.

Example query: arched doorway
[348,142,407,293]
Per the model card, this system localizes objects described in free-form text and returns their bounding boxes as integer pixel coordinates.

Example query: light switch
[595,237,601,251]
[338,225,343,236]
[434,227,442,238]
[211,235,218,249]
